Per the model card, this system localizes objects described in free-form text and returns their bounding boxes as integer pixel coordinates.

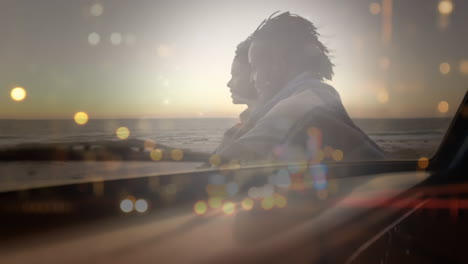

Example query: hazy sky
[1,0,467,119]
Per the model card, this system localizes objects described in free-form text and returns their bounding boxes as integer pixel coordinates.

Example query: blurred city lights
[170,149,184,161]
[135,199,148,213]
[437,101,449,113]
[116,126,130,140]
[150,149,163,161]
[88,32,100,46]
[439,62,451,75]
[369,2,381,15]
[110,32,122,45]
[90,3,103,17]
[459,60,468,74]
[261,197,275,210]
[331,149,344,161]
[209,154,222,166]
[208,197,222,209]
[194,201,208,215]
[10,87,27,101]
[74,111,89,125]
[222,201,236,215]
[274,194,287,208]
[418,157,430,169]
[120,199,133,213]
[241,198,254,211]
[438,0,453,15]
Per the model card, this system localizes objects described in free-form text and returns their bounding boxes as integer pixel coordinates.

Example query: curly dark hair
[234,37,252,65]
[251,11,334,81]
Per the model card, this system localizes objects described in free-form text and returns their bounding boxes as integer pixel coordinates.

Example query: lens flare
[120,199,133,213]
[437,101,449,113]
[135,199,148,213]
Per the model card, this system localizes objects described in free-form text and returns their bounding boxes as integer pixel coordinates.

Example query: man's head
[227,38,257,105]
[249,12,334,102]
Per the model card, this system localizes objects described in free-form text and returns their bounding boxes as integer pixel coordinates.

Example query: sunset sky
[1,0,467,119]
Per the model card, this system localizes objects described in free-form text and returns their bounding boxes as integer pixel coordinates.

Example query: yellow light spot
[150,149,163,161]
[157,44,171,57]
[439,62,451,75]
[437,101,449,113]
[331,149,344,161]
[90,3,103,16]
[418,157,430,169]
[194,201,207,215]
[135,199,148,213]
[171,149,184,161]
[116,127,130,140]
[209,154,221,167]
[222,201,236,216]
[208,197,222,209]
[74,112,89,125]
[438,0,453,15]
[10,87,27,101]
[369,2,381,15]
[274,194,287,208]
[241,198,254,211]
[377,89,389,103]
[324,146,334,157]
[261,196,275,210]
[120,199,133,213]
[459,60,468,74]
[379,57,390,70]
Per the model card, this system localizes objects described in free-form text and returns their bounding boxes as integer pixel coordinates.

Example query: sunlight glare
[74,111,89,125]
[10,87,27,101]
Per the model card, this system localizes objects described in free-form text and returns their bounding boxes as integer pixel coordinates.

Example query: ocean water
[0,118,452,158]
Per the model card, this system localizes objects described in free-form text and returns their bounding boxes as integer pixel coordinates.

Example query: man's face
[227,58,255,104]
[248,40,285,102]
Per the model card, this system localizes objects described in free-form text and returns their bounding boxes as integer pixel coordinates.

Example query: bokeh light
[10,87,27,101]
[208,197,222,209]
[331,149,344,161]
[241,198,254,211]
[459,60,468,74]
[418,157,430,169]
[209,154,221,167]
[438,0,453,15]
[90,3,103,16]
[171,149,184,161]
[74,111,89,125]
[150,149,163,161]
[369,2,381,15]
[274,194,287,208]
[437,101,449,113]
[116,126,130,140]
[120,199,133,213]
[110,32,122,45]
[135,199,148,213]
[261,197,275,210]
[439,62,451,74]
[222,201,235,215]
[88,32,100,46]
[194,201,208,215]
